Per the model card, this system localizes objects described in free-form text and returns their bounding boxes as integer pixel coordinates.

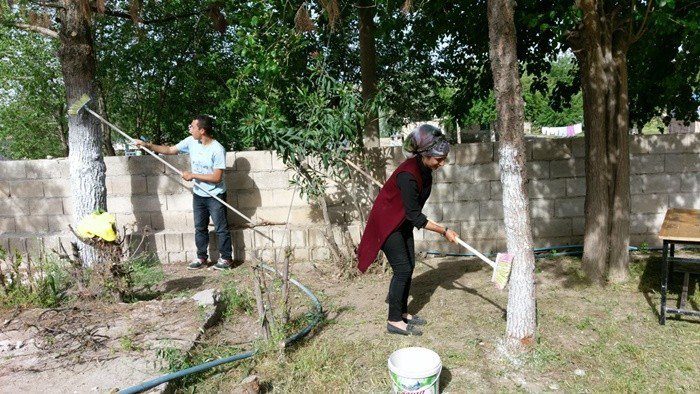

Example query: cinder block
[182,233,196,250]
[0,197,29,217]
[490,181,502,200]
[550,159,585,178]
[454,182,491,201]
[479,201,504,220]
[26,237,43,256]
[441,201,480,221]
[530,139,572,160]
[25,159,65,179]
[161,155,193,173]
[252,171,291,189]
[430,183,454,203]
[104,156,130,176]
[528,179,566,199]
[228,171,257,190]
[108,175,149,196]
[572,217,585,236]
[253,207,313,226]
[345,225,361,245]
[270,152,289,170]
[665,153,700,173]
[454,143,493,165]
[422,203,443,222]
[237,189,263,208]
[165,193,191,211]
[0,161,26,179]
[554,197,585,218]
[152,212,190,232]
[530,199,554,219]
[631,134,700,155]
[630,213,665,234]
[145,175,185,195]
[566,178,586,197]
[48,215,72,233]
[272,188,304,207]
[433,164,458,183]
[311,247,330,261]
[29,198,64,215]
[472,163,501,182]
[8,237,27,254]
[15,216,48,233]
[572,138,585,158]
[253,227,275,248]
[531,218,572,237]
[630,154,664,174]
[630,174,681,194]
[125,155,167,176]
[293,248,310,261]
[631,194,668,214]
[681,174,699,192]
[165,233,183,251]
[43,180,71,197]
[668,193,700,209]
[234,151,273,171]
[11,180,44,198]
[167,252,187,265]
[527,161,550,179]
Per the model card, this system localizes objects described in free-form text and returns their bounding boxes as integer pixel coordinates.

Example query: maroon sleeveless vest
[357,157,423,273]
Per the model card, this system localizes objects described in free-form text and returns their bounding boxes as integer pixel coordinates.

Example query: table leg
[660,240,669,325]
[680,273,689,310]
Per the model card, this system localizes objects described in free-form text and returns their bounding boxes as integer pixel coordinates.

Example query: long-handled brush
[68,94,277,236]
[346,158,514,289]
[454,237,513,290]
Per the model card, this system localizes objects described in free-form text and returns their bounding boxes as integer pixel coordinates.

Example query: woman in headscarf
[357,124,458,336]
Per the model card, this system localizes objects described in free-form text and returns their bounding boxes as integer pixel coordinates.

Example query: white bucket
[388,347,442,394]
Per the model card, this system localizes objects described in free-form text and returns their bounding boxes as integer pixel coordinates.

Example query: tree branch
[632,0,654,43]
[14,23,58,38]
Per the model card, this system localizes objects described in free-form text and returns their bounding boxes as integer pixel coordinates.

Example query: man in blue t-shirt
[134,115,233,270]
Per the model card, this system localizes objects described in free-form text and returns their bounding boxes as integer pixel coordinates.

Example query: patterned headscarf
[402,124,450,158]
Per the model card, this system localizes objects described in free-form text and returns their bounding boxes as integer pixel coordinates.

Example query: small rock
[232,375,260,394]
[191,289,219,307]
[15,341,24,350]
[549,383,559,390]
[574,369,586,377]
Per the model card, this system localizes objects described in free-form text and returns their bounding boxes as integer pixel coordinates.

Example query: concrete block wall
[0,134,697,264]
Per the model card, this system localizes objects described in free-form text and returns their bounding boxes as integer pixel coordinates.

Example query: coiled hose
[118,263,323,394]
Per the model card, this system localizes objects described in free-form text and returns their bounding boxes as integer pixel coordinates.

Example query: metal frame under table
[658,208,700,325]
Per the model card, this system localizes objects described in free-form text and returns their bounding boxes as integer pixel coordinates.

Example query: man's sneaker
[188,258,207,270]
[213,259,232,271]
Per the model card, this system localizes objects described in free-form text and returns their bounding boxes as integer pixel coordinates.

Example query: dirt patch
[2,252,699,393]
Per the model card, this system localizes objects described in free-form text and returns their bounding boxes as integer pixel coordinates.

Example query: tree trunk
[358,0,379,148]
[569,1,631,284]
[487,0,537,350]
[58,0,107,267]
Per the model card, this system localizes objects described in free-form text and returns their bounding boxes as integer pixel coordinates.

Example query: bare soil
[2,252,699,393]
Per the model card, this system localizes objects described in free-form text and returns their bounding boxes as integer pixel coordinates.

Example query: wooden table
[658,208,700,324]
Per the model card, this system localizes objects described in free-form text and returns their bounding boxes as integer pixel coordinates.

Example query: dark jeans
[193,192,232,261]
[382,225,415,322]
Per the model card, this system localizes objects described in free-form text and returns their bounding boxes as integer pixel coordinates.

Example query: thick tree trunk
[358,0,379,149]
[58,0,107,266]
[487,0,537,350]
[570,1,631,284]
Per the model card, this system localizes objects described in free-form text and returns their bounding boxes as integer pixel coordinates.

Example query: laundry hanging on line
[541,123,583,137]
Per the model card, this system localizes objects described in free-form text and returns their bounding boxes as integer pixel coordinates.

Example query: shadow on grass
[409,258,505,317]
[440,366,453,392]
[636,253,699,323]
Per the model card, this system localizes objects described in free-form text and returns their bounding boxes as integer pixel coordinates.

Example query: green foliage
[0,27,67,159]
[221,283,255,318]
[0,247,72,308]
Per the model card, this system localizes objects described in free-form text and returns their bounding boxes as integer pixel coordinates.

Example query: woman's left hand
[444,228,458,243]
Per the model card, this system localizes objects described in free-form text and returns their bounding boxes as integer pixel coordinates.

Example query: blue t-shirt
[175,136,227,197]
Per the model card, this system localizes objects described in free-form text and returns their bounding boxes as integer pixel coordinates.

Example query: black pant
[382,225,415,322]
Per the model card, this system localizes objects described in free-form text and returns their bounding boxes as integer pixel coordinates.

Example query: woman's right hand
[444,228,458,243]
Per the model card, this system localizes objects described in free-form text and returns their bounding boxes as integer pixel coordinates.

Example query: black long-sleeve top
[396,157,433,230]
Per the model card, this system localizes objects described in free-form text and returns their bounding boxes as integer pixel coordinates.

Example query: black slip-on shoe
[387,323,423,336]
[403,315,427,326]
